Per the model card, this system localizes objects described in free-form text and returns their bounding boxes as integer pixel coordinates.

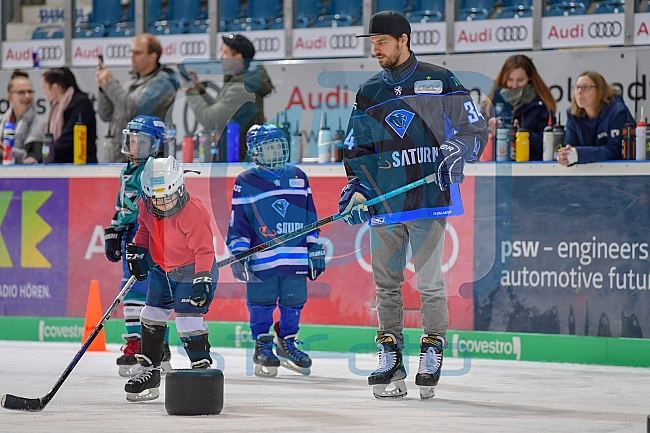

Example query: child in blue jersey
[227,124,326,377]
[103,115,171,377]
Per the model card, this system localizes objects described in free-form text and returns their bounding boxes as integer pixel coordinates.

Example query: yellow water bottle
[515,128,530,162]
[73,113,87,165]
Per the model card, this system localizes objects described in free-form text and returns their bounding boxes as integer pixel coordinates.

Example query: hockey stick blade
[217,174,437,268]
[1,276,138,412]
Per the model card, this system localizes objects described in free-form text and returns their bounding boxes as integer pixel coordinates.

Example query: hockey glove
[435,138,472,190]
[125,243,154,281]
[307,244,326,281]
[104,226,123,263]
[190,271,212,308]
[337,178,375,226]
[230,257,251,282]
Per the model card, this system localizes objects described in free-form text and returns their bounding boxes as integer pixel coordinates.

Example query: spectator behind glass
[42,67,97,163]
[558,71,633,166]
[0,70,46,164]
[485,55,556,161]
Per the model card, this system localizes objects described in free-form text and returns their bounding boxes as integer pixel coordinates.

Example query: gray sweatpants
[370,218,448,347]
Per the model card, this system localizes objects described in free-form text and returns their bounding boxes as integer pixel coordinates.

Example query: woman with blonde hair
[558,71,632,166]
[485,55,556,161]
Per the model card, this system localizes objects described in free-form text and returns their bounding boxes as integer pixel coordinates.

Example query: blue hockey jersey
[227,164,320,280]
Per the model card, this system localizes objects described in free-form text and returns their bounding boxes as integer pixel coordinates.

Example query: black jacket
[53,90,97,163]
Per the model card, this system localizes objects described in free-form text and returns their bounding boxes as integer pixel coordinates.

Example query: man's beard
[378,48,401,69]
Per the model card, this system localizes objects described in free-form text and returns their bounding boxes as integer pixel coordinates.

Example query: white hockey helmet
[140,156,189,218]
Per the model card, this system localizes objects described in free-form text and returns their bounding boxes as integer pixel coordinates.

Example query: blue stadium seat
[149,20,185,34]
[315,0,362,27]
[75,24,106,38]
[457,0,494,21]
[295,0,325,27]
[145,0,165,25]
[243,0,282,31]
[377,0,407,13]
[594,0,624,14]
[108,22,135,37]
[32,25,64,39]
[88,0,123,27]
[545,1,587,16]
[497,0,533,19]
[408,0,444,23]
[219,0,244,31]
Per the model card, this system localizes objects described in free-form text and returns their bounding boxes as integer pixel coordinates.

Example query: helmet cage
[248,136,289,170]
[142,185,189,219]
[140,156,188,219]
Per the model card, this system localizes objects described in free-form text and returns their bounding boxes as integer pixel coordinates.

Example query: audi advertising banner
[633,13,650,45]
[218,30,285,61]
[454,18,532,53]
[2,40,64,69]
[542,13,624,49]
[292,27,364,59]
[410,22,446,55]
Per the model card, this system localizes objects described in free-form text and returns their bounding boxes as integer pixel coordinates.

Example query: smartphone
[98,54,104,67]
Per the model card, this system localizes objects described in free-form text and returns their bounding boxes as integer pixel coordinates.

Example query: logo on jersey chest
[414,79,443,94]
[276,222,304,234]
[272,199,290,217]
[385,109,415,138]
[289,178,305,188]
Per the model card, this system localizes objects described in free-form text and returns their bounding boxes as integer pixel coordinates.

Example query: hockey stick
[1,276,138,412]
[217,173,437,268]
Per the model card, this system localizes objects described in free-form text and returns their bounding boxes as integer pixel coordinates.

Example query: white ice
[0,341,648,432]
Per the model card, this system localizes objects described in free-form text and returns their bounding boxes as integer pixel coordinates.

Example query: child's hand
[190,271,212,308]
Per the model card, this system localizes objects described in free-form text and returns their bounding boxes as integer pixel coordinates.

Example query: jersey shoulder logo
[414,80,443,94]
[385,109,415,138]
[272,199,289,218]
[289,178,305,188]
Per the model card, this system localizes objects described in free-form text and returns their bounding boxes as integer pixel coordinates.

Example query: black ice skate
[415,334,445,400]
[368,333,407,398]
[253,333,280,377]
[125,354,161,402]
[117,337,140,378]
[161,341,172,374]
[274,324,311,376]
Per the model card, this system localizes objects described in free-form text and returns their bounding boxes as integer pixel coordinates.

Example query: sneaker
[117,337,140,378]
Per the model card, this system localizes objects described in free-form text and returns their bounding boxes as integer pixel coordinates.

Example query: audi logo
[252,37,281,53]
[179,40,207,56]
[588,21,622,38]
[410,29,441,46]
[329,34,358,49]
[496,26,528,42]
[36,45,62,61]
[105,44,131,59]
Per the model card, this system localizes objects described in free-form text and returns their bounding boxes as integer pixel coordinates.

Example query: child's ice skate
[253,333,280,377]
[124,354,161,402]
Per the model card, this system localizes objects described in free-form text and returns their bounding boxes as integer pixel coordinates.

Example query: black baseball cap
[222,34,256,59]
[356,10,411,38]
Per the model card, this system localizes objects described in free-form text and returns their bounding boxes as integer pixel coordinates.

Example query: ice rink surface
[0,341,648,433]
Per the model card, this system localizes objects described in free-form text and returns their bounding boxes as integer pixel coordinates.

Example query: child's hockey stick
[1,276,139,412]
[217,173,438,268]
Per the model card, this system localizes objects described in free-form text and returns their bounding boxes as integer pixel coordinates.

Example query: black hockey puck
[165,369,224,416]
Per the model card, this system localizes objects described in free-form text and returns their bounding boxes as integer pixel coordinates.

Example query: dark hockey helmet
[121,115,166,164]
[246,123,289,170]
[140,156,189,219]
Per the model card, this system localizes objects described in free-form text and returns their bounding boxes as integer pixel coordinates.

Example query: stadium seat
[545,1,587,16]
[108,22,136,37]
[32,25,64,39]
[594,0,624,14]
[377,0,407,13]
[457,0,494,21]
[243,0,282,31]
[408,0,444,23]
[496,0,533,19]
[315,0,362,27]
[88,0,123,27]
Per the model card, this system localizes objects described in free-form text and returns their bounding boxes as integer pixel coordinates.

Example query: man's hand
[337,179,375,226]
[190,271,212,308]
[436,138,471,190]
[95,67,113,88]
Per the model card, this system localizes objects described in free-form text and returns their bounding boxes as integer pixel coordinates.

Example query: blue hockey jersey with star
[227,164,320,280]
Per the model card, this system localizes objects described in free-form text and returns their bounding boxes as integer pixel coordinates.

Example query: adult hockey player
[339,10,487,399]
[226,124,325,377]
[103,115,172,377]
[124,155,218,402]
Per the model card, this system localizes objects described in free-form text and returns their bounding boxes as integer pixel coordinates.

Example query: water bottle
[166,123,177,158]
[317,113,333,163]
[543,115,554,161]
[32,51,39,69]
[479,131,494,162]
[42,133,54,164]
[334,117,345,162]
[182,136,193,163]
[495,124,509,162]
[515,128,530,162]
[290,123,301,163]
[635,108,646,161]
[552,112,565,160]
[508,124,517,161]
[73,113,87,164]
[2,120,15,165]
